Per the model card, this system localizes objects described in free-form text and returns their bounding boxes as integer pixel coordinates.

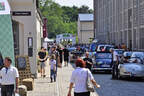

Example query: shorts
[40,62,45,69]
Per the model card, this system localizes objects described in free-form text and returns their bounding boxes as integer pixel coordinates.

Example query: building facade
[94,0,144,51]
[78,14,94,44]
[8,0,43,77]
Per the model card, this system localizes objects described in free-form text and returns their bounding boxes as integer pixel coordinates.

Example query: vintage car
[114,49,125,58]
[69,49,84,62]
[118,58,144,79]
[131,52,144,61]
[92,52,113,73]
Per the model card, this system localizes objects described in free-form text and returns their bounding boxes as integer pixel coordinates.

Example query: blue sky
[54,0,93,9]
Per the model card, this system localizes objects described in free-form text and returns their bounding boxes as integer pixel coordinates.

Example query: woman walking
[67,59,100,96]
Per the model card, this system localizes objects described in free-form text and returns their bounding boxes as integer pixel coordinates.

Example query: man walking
[63,46,69,67]
[83,52,93,71]
[110,49,119,79]
[38,47,47,77]
[0,57,19,96]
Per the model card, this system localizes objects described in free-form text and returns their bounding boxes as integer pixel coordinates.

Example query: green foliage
[39,0,93,38]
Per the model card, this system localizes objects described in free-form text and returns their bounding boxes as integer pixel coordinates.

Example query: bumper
[120,73,144,78]
[92,68,112,71]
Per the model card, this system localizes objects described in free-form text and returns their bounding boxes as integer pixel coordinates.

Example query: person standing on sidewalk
[67,59,100,96]
[0,57,19,96]
[83,52,93,71]
[110,49,119,79]
[57,45,63,67]
[49,54,56,82]
[49,46,60,75]
[63,46,69,67]
[38,47,47,77]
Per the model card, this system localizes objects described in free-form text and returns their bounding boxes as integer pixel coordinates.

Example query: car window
[96,53,112,59]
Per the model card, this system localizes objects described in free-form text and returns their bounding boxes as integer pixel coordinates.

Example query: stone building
[77,14,94,44]
[94,0,144,51]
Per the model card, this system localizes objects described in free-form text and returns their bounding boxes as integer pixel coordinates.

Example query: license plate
[102,64,110,67]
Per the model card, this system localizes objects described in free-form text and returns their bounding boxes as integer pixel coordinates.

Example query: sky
[54,0,93,9]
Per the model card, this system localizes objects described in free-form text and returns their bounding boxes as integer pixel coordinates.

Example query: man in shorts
[38,47,47,77]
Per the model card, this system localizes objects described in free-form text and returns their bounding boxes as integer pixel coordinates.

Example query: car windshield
[128,58,143,64]
[131,53,144,60]
[96,53,112,59]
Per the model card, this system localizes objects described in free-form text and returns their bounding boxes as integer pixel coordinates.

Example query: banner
[0,0,15,66]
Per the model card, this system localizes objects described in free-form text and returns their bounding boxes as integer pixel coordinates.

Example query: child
[49,54,56,82]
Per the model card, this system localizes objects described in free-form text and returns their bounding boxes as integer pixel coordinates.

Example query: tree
[39,0,93,38]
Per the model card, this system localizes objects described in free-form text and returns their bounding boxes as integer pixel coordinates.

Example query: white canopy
[44,37,54,42]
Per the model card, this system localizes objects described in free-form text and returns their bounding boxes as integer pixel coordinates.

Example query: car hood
[95,59,112,64]
[122,63,144,72]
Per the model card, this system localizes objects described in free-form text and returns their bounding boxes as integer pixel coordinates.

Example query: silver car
[118,58,144,79]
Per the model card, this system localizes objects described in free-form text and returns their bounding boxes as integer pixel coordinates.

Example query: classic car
[92,52,113,72]
[118,58,144,79]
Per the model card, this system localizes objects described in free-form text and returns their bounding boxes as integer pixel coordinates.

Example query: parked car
[118,58,144,79]
[123,51,133,59]
[70,49,84,62]
[131,52,144,61]
[67,47,76,53]
[114,49,125,58]
[92,52,113,73]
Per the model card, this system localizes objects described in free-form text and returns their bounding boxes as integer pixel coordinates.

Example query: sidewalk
[27,61,98,96]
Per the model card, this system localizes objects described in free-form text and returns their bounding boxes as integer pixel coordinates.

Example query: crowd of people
[37,45,70,82]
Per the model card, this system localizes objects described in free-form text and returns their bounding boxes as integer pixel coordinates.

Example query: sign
[0,0,10,15]
[0,2,5,10]
[12,11,31,16]
[43,18,47,38]
[17,57,27,70]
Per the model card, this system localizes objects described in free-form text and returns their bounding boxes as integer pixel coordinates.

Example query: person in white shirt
[110,49,119,79]
[49,54,56,82]
[67,59,100,96]
[0,57,19,96]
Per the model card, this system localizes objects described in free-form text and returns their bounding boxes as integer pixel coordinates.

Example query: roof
[78,14,94,21]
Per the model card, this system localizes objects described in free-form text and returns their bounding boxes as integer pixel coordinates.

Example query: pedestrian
[57,45,63,67]
[63,46,69,67]
[83,52,93,71]
[0,57,19,96]
[49,46,60,76]
[110,48,119,79]
[0,52,4,70]
[67,59,100,96]
[38,47,47,77]
[49,54,56,82]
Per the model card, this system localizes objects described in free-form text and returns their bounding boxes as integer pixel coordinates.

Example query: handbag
[86,70,95,92]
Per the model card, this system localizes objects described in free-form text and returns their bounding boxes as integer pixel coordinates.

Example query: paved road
[93,73,144,96]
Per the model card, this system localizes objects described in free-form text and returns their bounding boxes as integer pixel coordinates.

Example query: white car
[118,58,144,79]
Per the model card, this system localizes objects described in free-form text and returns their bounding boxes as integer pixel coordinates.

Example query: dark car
[92,52,113,73]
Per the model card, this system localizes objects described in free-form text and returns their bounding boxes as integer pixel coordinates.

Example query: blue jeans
[50,69,56,81]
